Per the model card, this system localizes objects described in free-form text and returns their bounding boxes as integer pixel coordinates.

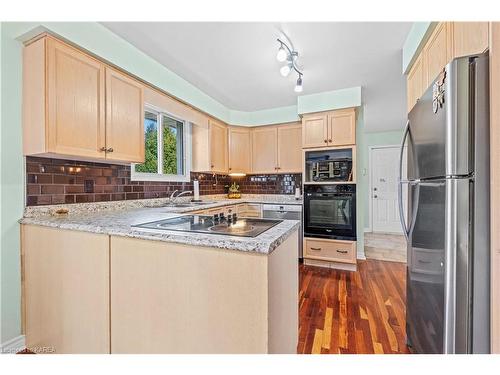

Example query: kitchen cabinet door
[229,127,251,174]
[209,120,229,173]
[277,123,302,173]
[302,114,328,148]
[453,22,489,58]
[407,53,425,113]
[46,37,106,158]
[251,126,278,173]
[23,225,110,353]
[328,109,356,146]
[105,68,145,163]
[424,22,453,87]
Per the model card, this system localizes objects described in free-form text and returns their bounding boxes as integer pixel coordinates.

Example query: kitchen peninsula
[20,197,300,354]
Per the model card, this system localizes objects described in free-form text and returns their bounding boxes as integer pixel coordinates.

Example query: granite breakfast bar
[20,198,300,354]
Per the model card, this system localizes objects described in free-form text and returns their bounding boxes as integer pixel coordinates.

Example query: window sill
[131,172,191,183]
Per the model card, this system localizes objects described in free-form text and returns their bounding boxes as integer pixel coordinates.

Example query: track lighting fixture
[276,38,303,93]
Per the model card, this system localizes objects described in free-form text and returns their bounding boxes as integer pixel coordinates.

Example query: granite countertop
[20,195,302,254]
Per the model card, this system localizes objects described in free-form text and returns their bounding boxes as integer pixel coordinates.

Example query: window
[131,106,191,182]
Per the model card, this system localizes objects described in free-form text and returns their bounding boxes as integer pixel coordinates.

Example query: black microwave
[305,147,354,182]
[310,158,352,182]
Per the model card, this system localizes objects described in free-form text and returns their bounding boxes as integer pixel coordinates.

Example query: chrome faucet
[169,190,193,204]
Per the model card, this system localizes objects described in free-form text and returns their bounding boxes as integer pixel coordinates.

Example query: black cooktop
[132,215,282,238]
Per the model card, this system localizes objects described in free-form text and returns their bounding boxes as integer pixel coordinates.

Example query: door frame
[367,144,407,234]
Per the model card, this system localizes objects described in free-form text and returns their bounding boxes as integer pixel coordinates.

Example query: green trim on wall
[402,22,436,74]
[297,87,362,115]
[229,105,300,125]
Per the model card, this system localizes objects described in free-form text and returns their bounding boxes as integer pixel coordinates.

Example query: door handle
[398,120,411,241]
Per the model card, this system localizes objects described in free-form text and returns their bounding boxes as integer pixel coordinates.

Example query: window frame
[131,104,191,182]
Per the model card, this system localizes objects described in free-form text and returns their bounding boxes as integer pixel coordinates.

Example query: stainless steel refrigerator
[398,53,490,354]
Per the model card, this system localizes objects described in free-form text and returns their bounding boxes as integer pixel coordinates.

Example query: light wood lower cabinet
[110,232,298,353]
[304,238,356,264]
[22,225,110,354]
[238,203,262,218]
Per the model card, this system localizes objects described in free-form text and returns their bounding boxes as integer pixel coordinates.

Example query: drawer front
[304,238,356,264]
[238,204,261,218]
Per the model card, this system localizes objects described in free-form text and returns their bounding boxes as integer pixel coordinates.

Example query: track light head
[276,45,287,62]
[294,75,303,93]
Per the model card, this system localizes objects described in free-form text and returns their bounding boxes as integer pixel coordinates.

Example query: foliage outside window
[132,107,190,182]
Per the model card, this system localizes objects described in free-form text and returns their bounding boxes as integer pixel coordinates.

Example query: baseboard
[1,335,26,354]
[357,251,367,260]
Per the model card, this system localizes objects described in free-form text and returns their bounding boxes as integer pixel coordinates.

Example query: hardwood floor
[298,259,410,354]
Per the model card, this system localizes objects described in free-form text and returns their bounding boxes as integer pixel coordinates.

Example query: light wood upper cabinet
[453,22,489,58]
[302,109,356,149]
[105,68,144,163]
[23,35,145,164]
[191,119,229,174]
[328,109,356,146]
[23,36,107,158]
[407,53,425,113]
[251,126,278,174]
[228,127,251,174]
[424,22,453,89]
[406,22,491,114]
[277,123,302,173]
[46,37,106,159]
[209,120,228,174]
[302,114,328,148]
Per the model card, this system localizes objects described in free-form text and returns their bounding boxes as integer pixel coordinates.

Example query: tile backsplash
[25,157,302,206]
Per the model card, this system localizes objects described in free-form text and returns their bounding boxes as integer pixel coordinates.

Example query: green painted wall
[1,22,25,344]
[402,22,435,73]
[297,87,362,115]
[354,107,403,255]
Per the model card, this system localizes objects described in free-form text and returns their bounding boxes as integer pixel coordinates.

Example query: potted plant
[227,182,241,199]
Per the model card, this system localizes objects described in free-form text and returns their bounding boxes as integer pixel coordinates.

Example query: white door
[371,146,406,233]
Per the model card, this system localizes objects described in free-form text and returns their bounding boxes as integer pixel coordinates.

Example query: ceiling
[102,22,412,132]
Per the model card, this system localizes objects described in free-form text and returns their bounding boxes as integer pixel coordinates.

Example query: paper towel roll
[193,180,200,201]
[295,187,301,199]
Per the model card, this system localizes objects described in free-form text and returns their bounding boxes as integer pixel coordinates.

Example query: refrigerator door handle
[398,120,411,240]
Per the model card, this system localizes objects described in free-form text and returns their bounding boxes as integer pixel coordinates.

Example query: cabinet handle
[99,147,107,152]
[229,168,232,171]
[211,165,214,169]
[107,147,114,153]
[328,139,332,142]
[324,139,328,143]
[336,249,348,254]
[310,247,322,251]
